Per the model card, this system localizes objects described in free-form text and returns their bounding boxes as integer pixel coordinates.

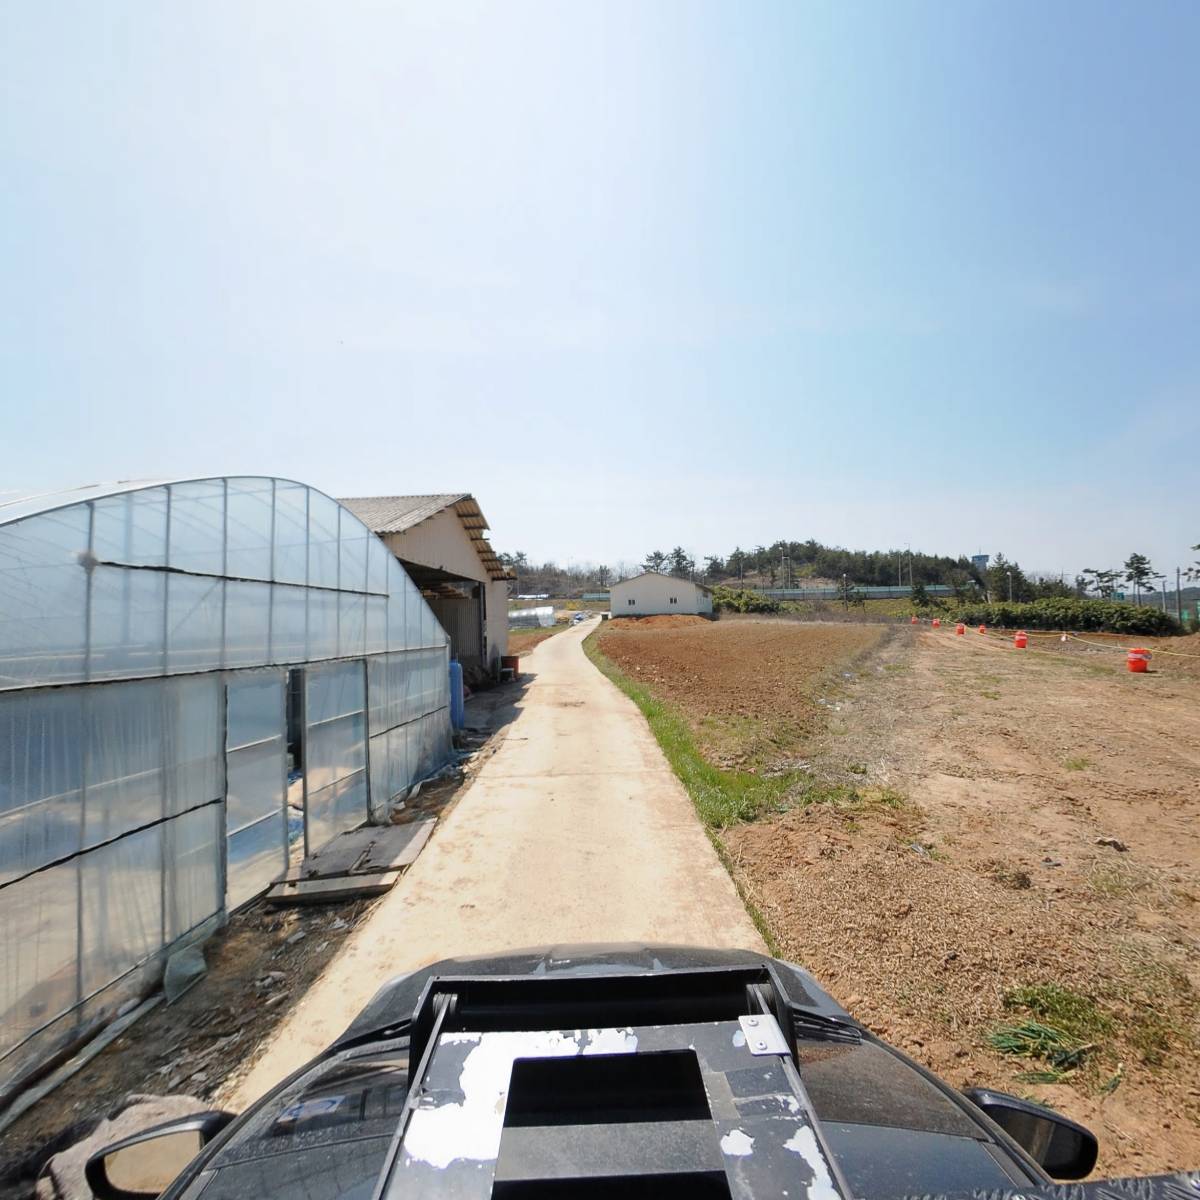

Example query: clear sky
[2,2,1197,579]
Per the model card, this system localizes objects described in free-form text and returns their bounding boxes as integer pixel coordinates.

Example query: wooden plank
[285,819,437,882]
[266,870,400,906]
[360,819,436,873]
[0,995,164,1135]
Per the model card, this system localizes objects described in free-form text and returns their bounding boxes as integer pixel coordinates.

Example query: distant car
[572,612,587,623]
[80,944,1132,1200]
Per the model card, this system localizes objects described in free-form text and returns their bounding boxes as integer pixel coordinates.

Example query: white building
[610,572,713,616]
[338,494,513,677]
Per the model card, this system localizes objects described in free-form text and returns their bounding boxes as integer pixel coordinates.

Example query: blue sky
[2,2,1197,579]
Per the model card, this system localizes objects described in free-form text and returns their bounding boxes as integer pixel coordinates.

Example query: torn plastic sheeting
[164,944,207,1004]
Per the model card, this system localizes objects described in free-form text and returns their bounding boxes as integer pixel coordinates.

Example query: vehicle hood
[333,942,849,1049]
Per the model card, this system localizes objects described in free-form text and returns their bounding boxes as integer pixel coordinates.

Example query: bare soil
[601,618,1200,1176]
[598,617,885,769]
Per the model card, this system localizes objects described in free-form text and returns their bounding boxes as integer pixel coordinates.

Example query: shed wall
[610,575,712,616]
[486,579,510,664]
[382,508,486,584]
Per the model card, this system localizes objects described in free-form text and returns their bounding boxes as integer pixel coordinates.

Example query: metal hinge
[739,1012,789,1056]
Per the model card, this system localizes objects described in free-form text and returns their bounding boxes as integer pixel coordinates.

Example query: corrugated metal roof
[338,493,514,581]
[336,494,468,535]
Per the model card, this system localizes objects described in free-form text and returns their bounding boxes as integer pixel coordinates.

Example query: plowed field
[598,618,887,769]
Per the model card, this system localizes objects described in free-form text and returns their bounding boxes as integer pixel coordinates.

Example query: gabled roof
[338,493,513,581]
[612,570,712,593]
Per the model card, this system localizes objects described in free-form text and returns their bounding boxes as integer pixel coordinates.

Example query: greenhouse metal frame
[0,477,452,1100]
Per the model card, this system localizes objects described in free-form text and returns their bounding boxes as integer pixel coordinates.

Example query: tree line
[500,540,1200,605]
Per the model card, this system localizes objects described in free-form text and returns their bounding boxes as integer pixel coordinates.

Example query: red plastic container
[1127,648,1150,673]
[910,616,918,625]
[1013,631,1028,649]
[955,623,965,636]
[931,618,941,628]
[977,625,986,634]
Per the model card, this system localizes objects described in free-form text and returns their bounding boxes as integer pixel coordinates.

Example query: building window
[670,597,678,605]
[627,598,636,606]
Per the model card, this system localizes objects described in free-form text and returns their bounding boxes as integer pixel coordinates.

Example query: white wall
[486,578,510,665]
[610,573,713,616]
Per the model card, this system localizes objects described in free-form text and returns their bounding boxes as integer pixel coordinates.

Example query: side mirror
[84,1110,235,1199]
[964,1088,1098,1180]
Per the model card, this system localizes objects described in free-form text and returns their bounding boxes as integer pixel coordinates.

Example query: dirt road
[227,618,763,1106]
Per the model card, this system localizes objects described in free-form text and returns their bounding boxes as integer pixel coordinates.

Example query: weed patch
[989,985,1113,1075]
[1004,984,1112,1043]
[988,1021,1093,1070]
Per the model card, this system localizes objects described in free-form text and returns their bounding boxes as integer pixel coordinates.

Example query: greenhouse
[0,477,452,1099]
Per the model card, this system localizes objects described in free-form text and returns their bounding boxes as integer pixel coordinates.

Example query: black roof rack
[370,963,855,1199]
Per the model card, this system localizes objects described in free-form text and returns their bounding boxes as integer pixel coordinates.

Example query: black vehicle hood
[334,942,849,1049]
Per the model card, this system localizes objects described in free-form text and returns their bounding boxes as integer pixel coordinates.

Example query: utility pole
[1007,570,1013,602]
[842,573,848,611]
[1178,567,1184,623]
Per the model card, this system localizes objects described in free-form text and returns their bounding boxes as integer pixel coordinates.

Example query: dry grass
[507,621,569,655]
[1087,857,1177,911]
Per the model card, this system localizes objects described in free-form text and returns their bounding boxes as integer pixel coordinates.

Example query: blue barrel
[448,659,465,730]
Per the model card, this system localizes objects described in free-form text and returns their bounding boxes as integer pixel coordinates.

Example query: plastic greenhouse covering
[0,478,451,1100]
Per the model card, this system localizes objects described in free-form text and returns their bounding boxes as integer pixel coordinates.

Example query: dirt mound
[607,614,709,629]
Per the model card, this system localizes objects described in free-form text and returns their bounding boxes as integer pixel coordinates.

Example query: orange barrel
[931,618,941,628]
[955,623,965,636]
[1013,631,1028,649]
[977,624,986,634]
[501,654,520,676]
[1127,647,1150,673]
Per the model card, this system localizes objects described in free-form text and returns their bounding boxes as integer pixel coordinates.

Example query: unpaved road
[227,618,763,1106]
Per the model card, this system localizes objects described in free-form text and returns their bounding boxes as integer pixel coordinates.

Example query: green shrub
[952,598,1180,636]
[712,586,782,614]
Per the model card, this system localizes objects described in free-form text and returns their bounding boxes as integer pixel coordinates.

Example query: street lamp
[1007,570,1013,602]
